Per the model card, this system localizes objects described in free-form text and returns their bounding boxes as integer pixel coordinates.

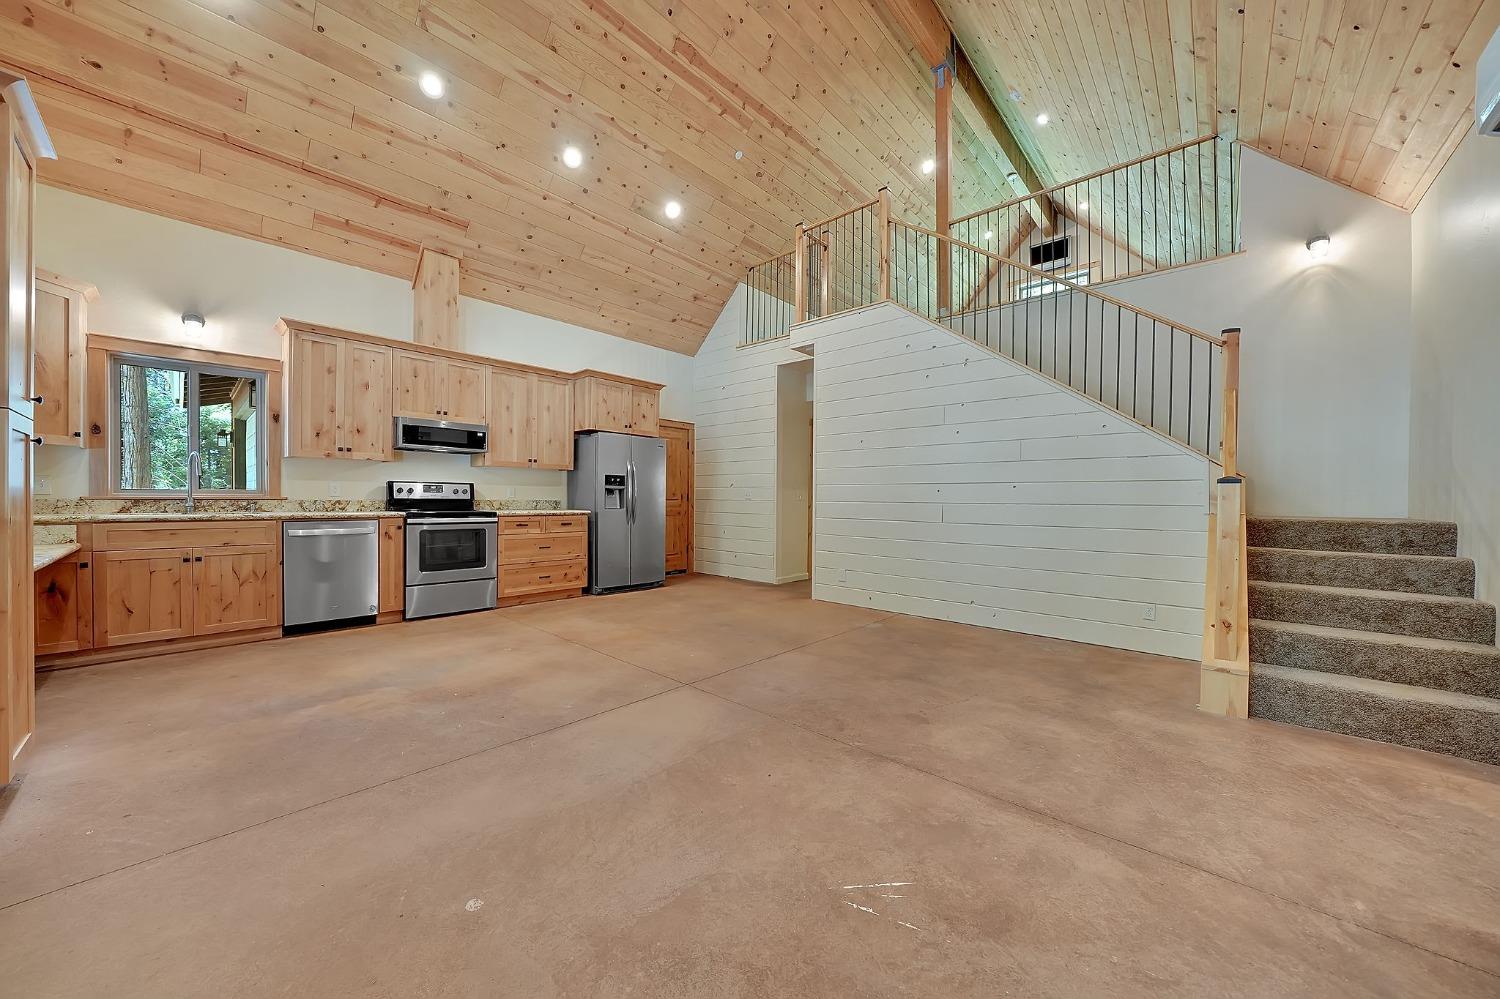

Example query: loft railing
[743,250,796,345]
[796,196,886,322]
[950,135,1240,289]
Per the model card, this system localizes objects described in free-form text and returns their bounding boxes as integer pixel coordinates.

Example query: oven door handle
[405,517,498,526]
[285,524,376,537]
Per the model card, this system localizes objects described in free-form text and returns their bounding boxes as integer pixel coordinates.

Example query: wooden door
[660,420,694,574]
[631,386,660,436]
[393,348,444,419]
[35,553,93,655]
[2,410,36,783]
[32,277,88,445]
[443,358,488,423]
[287,331,341,458]
[192,545,280,635]
[2,118,34,419]
[377,518,405,614]
[483,366,532,467]
[93,548,194,647]
[533,374,574,469]
[592,378,632,432]
[342,340,392,460]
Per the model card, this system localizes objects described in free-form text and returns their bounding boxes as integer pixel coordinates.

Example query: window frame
[1012,265,1096,301]
[86,334,283,500]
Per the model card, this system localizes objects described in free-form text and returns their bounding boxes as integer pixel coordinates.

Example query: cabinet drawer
[543,516,587,534]
[90,520,279,552]
[500,532,585,564]
[499,517,545,535]
[499,560,586,596]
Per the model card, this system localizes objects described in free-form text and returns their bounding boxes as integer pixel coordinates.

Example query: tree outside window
[114,357,264,494]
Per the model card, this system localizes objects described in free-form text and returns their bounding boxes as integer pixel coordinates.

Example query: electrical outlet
[1142,604,1157,622]
[328,483,342,497]
[505,487,517,499]
[35,477,49,494]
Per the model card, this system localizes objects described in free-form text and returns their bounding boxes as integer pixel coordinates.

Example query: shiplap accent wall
[807,303,1212,659]
[692,285,806,582]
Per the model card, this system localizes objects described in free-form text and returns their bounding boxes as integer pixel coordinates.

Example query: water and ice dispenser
[603,473,626,510]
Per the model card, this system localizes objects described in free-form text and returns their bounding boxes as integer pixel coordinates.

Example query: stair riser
[1250,585,1496,643]
[1250,671,1500,767]
[1250,625,1500,699]
[1247,548,1474,598]
[1247,520,1457,557]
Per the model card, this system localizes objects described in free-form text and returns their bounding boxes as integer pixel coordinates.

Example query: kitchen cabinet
[35,552,92,655]
[193,545,280,636]
[2,410,36,783]
[475,367,574,470]
[283,327,392,460]
[497,514,588,606]
[394,350,487,422]
[32,270,96,446]
[94,548,195,648]
[574,373,663,436]
[378,517,404,616]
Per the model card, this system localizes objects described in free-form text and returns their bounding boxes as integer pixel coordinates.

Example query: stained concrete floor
[2,575,1498,997]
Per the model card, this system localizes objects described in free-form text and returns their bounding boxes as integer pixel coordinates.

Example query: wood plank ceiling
[940,0,1499,211]
[0,0,1015,354]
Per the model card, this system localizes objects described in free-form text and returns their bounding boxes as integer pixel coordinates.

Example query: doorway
[659,419,694,574]
[775,359,813,585]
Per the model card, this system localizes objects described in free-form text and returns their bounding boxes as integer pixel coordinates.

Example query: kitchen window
[109,353,269,496]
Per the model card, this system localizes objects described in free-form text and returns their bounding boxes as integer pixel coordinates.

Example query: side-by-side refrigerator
[568,431,666,594]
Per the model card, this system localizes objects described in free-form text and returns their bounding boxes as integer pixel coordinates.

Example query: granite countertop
[35,509,592,525]
[495,510,590,517]
[33,542,81,572]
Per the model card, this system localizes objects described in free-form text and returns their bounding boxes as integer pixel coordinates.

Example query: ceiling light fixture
[561,145,583,169]
[1035,112,1050,126]
[1306,234,1332,259]
[181,312,205,330]
[664,200,683,220]
[920,158,935,175]
[418,71,445,99]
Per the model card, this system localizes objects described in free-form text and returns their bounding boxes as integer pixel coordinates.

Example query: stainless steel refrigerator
[568,431,666,594]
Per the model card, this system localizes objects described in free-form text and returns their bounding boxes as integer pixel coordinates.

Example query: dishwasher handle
[285,524,377,538]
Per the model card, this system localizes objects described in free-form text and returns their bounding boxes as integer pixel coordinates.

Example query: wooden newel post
[1220,327,1241,477]
[878,187,892,302]
[793,223,808,324]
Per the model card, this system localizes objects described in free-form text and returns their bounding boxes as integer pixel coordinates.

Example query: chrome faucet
[186,449,200,513]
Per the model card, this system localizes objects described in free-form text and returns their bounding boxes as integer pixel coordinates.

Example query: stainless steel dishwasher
[282,520,380,630]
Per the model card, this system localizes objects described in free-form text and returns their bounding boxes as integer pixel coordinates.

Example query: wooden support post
[1200,474,1250,718]
[1220,328,1241,477]
[935,65,953,316]
[878,187,892,301]
[793,223,807,324]
[412,246,460,351]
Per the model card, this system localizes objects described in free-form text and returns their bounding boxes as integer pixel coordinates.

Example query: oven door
[405,517,497,586]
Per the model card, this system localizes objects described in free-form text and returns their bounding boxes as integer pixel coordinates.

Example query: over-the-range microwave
[393,416,489,455]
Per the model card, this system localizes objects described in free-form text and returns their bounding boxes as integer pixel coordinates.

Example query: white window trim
[1013,265,1095,300]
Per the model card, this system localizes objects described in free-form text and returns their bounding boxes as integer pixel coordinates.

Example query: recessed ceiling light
[561,145,583,169]
[920,158,935,175]
[180,312,205,330]
[1306,234,1332,259]
[734,150,744,160]
[1078,201,1090,211]
[1035,112,1050,126]
[418,71,445,99]
[664,200,683,220]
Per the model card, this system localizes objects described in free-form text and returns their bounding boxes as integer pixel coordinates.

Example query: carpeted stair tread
[1250,663,1500,766]
[1247,546,1475,597]
[1249,580,1496,643]
[1250,619,1500,698]
[1246,517,1457,556]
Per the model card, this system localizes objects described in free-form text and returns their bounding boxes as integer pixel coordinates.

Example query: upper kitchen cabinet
[393,349,487,423]
[33,270,97,446]
[280,321,392,461]
[475,366,573,470]
[574,373,663,437]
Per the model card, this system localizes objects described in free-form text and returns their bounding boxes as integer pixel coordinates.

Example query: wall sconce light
[1305,234,1332,260]
[181,312,206,330]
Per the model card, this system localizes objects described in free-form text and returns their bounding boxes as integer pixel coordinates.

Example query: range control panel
[390,481,471,499]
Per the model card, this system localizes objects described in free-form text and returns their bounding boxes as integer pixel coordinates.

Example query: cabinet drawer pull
[79,561,89,569]
[538,574,552,580]
[538,544,551,550]
[182,556,191,563]
[27,394,42,404]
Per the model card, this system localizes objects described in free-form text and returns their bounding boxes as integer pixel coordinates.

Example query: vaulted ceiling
[941,0,1498,210]
[0,0,1014,354]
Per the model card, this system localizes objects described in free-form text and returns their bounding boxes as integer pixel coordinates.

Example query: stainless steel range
[386,480,498,619]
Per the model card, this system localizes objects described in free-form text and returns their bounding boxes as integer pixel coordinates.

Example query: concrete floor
[2,575,1498,997]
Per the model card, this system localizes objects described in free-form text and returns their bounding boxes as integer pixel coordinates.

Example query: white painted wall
[1098,148,1415,517]
[32,187,695,504]
[1409,131,1500,602]
[808,303,1210,659]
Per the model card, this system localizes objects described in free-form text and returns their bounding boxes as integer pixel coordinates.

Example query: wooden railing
[794,194,887,322]
[1201,328,1248,719]
[742,250,797,345]
[950,136,1240,290]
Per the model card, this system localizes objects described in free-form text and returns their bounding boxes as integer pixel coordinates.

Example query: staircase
[1247,517,1500,765]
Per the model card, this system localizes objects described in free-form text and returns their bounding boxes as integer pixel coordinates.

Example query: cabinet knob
[27,394,42,404]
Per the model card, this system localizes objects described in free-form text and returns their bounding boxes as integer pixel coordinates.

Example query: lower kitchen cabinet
[35,553,92,655]
[497,514,588,606]
[378,517,405,616]
[193,545,281,636]
[94,548,196,647]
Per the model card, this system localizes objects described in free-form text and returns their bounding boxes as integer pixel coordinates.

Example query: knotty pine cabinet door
[93,548,194,648]
[2,410,36,784]
[378,518,405,614]
[35,553,92,655]
[591,379,632,432]
[341,340,392,460]
[442,358,488,423]
[287,331,341,458]
[533,374,574,470]
[192,545,281,636]
[631,386,660,436]
[481,366,532,467]
[393,349,445,419]
[32,273,93,446]
[2,120,33,420]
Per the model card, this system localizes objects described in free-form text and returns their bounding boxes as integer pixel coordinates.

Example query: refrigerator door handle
[626,457,636,524]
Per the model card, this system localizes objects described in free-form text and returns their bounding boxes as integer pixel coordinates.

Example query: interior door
[193,545,281,635]
[484,366,532,466]
[393,349,444,418]
[533,374,574,469]
[442,359,487,423]
[342,340,392,459]
[660,421,693,573]
[94,548,194,647]
[629,435,666,586]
